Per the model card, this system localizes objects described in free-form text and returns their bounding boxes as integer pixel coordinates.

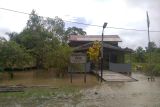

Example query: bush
[141,63,160,76]
[133,63,147,72]
[152,64,160,76]
[142,64,154,72]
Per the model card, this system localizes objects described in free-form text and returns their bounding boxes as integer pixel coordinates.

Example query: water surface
[1,72,160,107]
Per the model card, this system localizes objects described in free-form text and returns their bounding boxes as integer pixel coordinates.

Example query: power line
[0,7,30,15]
[1,7,160,32]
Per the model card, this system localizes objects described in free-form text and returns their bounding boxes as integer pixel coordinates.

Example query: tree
[26,10,44,31]
[0,41,32,79]
[65,27,86,36]
[87,41,101,70]
[135,47,146,63]
[2,10,87,78]
[64,27,86,42]
[0,41,32,68]
[45,17,65,42]
[10,10,63,69]
[0,36,7,42]
[18,29,61,68]
[44,44,72,77]
[6,32,18,41]
[145,41,157,52]
[87,41,101,62]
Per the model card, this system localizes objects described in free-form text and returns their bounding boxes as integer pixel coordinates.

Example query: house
[68,35,132,74]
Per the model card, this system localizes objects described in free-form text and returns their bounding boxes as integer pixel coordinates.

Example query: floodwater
[1,72,160,107]
[0,71,98,87]
[76,73,160,107]
[45,72,160,107]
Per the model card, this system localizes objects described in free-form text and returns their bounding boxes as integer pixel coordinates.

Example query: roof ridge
[69,35,122,42]
[70,35,119,36]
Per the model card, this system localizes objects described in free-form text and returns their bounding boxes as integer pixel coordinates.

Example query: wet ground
[45,72,160,107]
[1,72,160,107]
[77,72,160,107]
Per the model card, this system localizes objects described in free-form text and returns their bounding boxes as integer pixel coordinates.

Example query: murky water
[76,72,160,107]
[44,72,160,107]
[1,72,160,107]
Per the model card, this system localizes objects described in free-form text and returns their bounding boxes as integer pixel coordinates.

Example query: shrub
[141,63,160,76]
[133,63,147,72]
[152,64,160,76]
[143,64,153,72]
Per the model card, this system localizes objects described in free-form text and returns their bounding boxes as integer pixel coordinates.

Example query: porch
[73,42,133,74]
[94,70,137,82]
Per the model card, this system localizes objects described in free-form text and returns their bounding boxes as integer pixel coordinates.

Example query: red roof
[69,35,122,42]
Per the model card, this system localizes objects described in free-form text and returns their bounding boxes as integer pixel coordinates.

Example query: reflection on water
[26,72,160,107]
[77,72,160,107]
[1,72,160,107]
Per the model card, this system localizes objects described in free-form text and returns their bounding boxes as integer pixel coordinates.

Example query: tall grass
[133,63,160,76]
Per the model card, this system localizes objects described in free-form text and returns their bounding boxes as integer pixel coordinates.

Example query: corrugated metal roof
[69,35,122,42]
[73,42,132,53]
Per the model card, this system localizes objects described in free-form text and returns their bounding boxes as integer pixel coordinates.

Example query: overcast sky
[0,0,160,49]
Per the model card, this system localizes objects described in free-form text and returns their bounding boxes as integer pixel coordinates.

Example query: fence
[109,62,131,73]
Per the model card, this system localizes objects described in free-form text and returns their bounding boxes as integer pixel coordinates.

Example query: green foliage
[65,26,86,36]
[125,42,160,76]
[134,46,146,63]
[142,64,154,72]
[143,64,160,76]
[0,41,32,69]
[133,63,160,76]
[44,44,72,77]
[7,10,66,69]
[64,27,86,42]
[0,41,33,79]
[152,64,160,76]
[146,52,160,63]
[6,32,18,41]
[0,36,7,42]
[145,41,157,52]
[124,54,131,63]
[1,10,87,78]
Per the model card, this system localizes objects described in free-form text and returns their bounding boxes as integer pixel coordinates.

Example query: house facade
[68,35,132,73]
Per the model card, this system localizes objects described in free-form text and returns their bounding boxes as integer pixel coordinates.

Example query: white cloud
[0,0,160,49]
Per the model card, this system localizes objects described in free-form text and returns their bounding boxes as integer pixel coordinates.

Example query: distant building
[68,35,132,73]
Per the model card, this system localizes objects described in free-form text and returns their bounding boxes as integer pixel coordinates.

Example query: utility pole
[146,11,151,64]
[101,22,107,82]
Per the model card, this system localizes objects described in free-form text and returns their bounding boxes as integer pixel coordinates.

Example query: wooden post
[84,63,86,83]
[97,66,99,81]
[109,52,111,70]
[70,67,72,83]
[70,53,87,83]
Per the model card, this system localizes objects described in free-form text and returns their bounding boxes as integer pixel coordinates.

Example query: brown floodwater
[0,72,160,107]
[44,72,160,107]
[0,71,98,88]
[76,72,160,107]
